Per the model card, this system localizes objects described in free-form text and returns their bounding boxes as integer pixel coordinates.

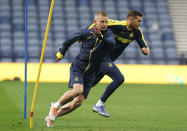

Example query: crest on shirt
[75,77,79,81]
[86,36,91,40]
[129,32,133,38]
[108,63,113,67]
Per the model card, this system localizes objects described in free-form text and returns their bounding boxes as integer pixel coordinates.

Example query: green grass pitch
[0,81,187,131]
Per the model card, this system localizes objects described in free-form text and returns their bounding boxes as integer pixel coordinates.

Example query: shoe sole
[92,108,110,118]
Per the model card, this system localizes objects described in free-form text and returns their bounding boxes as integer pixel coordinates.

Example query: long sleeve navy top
[59,28,115,73]
[89,19,149,61]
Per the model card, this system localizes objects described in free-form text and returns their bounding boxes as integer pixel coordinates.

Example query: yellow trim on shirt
[138,27,149,54]
[107,19,126,26]
[83,38,99,74]
[89,19,132,31]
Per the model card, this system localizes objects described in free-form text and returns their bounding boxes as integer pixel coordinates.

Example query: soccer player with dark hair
[45,11,115,127]
[90,10,149,117]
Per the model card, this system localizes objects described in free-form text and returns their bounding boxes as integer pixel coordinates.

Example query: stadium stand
[0,0,182,64]
[167,0,187,64]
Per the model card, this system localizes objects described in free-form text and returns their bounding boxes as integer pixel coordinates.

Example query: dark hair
[127,10,143,19]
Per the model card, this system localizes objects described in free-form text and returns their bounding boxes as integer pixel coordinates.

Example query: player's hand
[56,52,63,62]
[56,58,61,62]
[141,47,149,55]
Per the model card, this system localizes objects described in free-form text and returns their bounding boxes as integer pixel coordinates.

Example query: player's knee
[71,101,81,109]
[72,90,83,97]
[75,99,83,107]
[73,96,84,108]
[117,74,125,84]
[72,84,83,96]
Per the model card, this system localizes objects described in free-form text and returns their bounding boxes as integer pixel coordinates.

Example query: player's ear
[94,20,96,24]
[129,17,133,22]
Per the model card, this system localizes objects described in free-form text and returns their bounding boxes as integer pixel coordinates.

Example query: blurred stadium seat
[0,0,180,64]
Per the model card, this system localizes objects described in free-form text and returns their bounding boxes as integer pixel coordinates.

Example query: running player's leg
[56,73,94,117]
[100,62,124,102]
[56,94,85,117]
[45,83,84,127]
[47,64,84,123]
[93,60,124,117]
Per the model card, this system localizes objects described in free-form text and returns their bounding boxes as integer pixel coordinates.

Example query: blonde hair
[95,11,108,19]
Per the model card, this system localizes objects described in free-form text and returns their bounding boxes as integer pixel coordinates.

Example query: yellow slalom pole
[30,0,55,128]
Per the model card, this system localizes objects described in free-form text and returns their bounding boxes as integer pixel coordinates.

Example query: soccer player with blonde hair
[45,11,115,127]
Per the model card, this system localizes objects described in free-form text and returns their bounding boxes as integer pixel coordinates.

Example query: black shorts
[69,63,95,99]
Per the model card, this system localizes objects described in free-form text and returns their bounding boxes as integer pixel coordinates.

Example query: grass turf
[0,81,187,131]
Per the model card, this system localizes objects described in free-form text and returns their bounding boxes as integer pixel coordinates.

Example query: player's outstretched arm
[56,28,89,62]
[59,29,86,56]
[136,28,149,55]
